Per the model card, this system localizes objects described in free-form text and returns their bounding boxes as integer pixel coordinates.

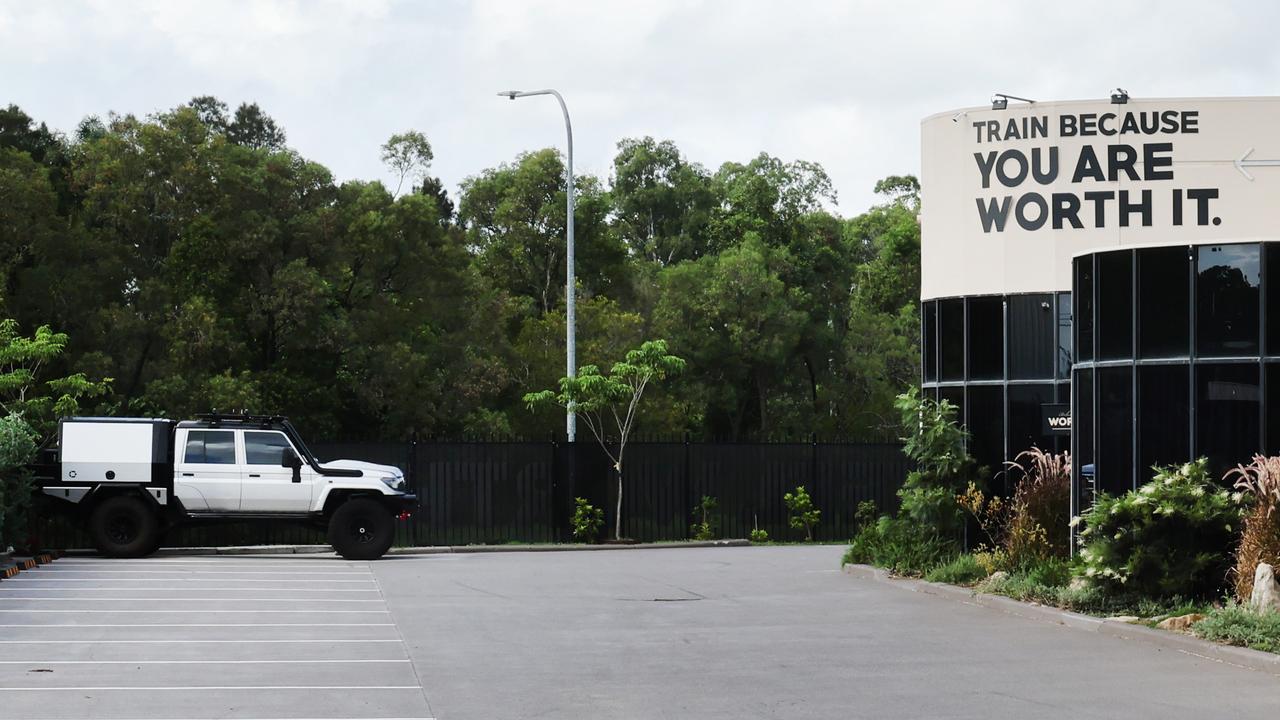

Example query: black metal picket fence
[33,438,909,549]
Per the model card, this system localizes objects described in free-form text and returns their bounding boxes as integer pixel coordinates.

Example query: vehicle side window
[244,431,295,465]
[184,430,236,465]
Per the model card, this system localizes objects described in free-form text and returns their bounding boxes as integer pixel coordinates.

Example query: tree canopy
[0,100,921,441]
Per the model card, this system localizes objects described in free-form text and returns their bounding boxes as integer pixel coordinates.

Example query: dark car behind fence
[33,438,908,549]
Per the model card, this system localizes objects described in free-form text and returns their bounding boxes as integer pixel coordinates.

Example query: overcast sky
[4,0,1278,213]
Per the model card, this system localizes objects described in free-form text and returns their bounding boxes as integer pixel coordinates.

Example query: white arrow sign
[1235,148,1280,181]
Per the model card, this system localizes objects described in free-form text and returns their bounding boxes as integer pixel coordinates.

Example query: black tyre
[328,498,395,560]
[88,495,160,558]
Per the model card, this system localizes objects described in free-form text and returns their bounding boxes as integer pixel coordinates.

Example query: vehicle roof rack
[195,411,291,429]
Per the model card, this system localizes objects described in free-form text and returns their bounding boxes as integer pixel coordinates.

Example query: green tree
[610,137,715,265]
[380,130,434,198]
[654,237,806,438]
[459,149,628,315]
[525,340,684,539]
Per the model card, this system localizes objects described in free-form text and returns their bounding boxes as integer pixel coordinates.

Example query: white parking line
[26,570,373,575]
[0,659,411,664]
[0,604,389,609]
[2,587,381,592]
[0,639,404,643]
[0,620,394,625]
[0,597,384,602]
[5,577,376,583]
[2,685,424,691]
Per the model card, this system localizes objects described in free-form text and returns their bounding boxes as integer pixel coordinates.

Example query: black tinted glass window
[1007,383,1055,464]
[1075,257,1094,362]
[1008,295,1053,380]
[922,301,938,382]
[1196,363,1260,477]
[1266,246,1280,355]
[967,297,1003,380]
[1137,365,1190,478]
[939,299,964,381]
[1138,246,1190,358]
[967,385,1004,472]
[1097,366,1134,495]
[1057,293,1072,379]
[184,431,236,465]
[245,432,294,465]
[1197,244,1260,357]
[1098,251,1133,360]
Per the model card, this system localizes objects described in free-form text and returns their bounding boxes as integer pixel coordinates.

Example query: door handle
[248,474,261,478]
[181,472,194,477]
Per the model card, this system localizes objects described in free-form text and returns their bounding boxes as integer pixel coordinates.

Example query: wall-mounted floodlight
[991,93,1035,111]
[1111,88,1129,104]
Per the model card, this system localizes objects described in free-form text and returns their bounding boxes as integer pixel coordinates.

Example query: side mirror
[280,448,302,469]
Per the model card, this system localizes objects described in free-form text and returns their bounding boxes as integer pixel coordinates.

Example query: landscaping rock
[1156,613,1206,633]
[1249,563,1280,612]
[989,571,1009,583]
[1105,615,1141,623]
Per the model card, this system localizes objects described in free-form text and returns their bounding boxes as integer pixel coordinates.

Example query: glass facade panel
[1075,256,1094,362]
[967,385,1004,473]
[1267,246,1280,355]
[1137,365,1190,479]
[1098,251,1134,360]
[922,301,938,382]
[1074,369,1095,510]
[1196,363,1261,477]
[1008,295,1054,379]
[967,297,1003,380]
[1267,364,1280,455]
[1197,244,1260,357]
[1097,367,1134,495]
[939,298,964,381]
[1138,246,1190,358]
[939,386,964,427]
[1007,384,1055,460]
[1057,293,1073,380]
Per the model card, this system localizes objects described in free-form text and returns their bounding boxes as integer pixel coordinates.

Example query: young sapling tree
[524,339,684,540]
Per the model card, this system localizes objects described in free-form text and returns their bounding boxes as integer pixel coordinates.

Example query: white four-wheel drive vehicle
[35,413,416,559]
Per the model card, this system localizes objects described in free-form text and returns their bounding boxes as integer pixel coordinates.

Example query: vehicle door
[175,428,241,511]
[239,430,314,513]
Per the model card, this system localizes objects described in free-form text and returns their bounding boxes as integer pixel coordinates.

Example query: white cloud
[3,0,1278,212]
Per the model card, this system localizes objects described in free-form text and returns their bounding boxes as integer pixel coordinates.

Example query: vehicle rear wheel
[88,495,160,558]
[328,498,395,560]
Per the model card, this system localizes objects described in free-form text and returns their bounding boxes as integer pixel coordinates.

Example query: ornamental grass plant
[1224,454,1280,601]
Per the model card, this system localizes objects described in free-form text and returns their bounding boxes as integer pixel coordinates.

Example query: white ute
[36,413,417,559]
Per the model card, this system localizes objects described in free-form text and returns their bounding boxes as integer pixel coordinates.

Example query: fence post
[682,432,691,539]
[549,431,560,543]
[409,430,419,547]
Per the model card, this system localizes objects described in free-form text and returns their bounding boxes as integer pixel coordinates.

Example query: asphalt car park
[0,556,433,720]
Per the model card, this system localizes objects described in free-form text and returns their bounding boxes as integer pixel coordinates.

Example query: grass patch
[1194,602,1280,653]
[923,554,986,585]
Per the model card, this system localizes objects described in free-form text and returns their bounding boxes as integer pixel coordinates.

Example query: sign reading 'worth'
[920,97,1280,300]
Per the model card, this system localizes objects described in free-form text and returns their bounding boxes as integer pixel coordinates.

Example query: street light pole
[499,89,576,442]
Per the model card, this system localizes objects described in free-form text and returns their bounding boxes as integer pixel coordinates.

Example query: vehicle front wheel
[88,495,161,558]
[328,498,395,560]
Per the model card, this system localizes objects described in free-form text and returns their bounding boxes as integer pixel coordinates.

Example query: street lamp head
[498,90,521,100]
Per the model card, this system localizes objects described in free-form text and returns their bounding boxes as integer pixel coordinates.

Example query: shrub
[845,501,956,575]
[958,447,1071,573]
[1075,458,1243,599]
[748,528,769,543]
[570,498,604,542]
[1194,602,1280,654]
[1224,454,1280,601]
[784,485,820,541]
[690,495,718,541]
[894,388,980,540]
[0,413,38,551]
[924,554,987,585]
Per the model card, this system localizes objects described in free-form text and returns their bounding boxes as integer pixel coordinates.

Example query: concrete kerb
[842,563,1280,676]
